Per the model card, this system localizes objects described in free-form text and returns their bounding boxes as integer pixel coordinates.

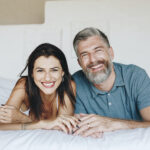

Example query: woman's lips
[42,82,55,88]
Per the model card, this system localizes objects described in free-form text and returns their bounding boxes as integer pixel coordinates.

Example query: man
[72,27,150,138]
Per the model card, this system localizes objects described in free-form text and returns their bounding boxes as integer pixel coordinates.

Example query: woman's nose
[45,72,51,81]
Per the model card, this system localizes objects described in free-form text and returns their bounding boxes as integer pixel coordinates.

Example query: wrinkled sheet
[0,128,150,150]
[1,78,150,150]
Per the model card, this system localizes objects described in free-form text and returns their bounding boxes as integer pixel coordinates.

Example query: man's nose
[89,53,97,63]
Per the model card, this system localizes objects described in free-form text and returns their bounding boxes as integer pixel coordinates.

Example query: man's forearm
[105,117,150,131]
[75,114,150,135]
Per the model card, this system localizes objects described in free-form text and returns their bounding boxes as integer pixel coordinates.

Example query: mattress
[0,128,150,150]
[0,77,150,150]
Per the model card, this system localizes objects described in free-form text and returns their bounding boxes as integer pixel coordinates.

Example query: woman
[0,43,77,133]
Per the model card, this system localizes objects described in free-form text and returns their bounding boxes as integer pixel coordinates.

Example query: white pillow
[0,77,16,104]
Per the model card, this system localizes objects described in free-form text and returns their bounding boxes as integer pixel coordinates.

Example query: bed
[0,77,150,150]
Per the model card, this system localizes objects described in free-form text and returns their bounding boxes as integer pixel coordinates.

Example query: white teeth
[91,64,102,69]
[43,82,53,86]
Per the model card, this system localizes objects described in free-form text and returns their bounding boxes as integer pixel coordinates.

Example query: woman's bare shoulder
[71,80,76,94]
[6,77,28,108]
[15,77,27,89]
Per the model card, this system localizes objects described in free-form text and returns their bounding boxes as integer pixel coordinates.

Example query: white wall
[0,0,150,80]
[0,25,62,80]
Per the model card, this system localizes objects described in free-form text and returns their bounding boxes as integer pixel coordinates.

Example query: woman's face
[32,55,64,95]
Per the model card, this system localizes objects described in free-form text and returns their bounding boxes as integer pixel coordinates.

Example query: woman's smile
[42,81,55,88]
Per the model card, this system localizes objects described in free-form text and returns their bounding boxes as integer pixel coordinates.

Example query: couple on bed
[0,27,150,138]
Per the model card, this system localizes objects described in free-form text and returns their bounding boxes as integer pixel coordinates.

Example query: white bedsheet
[0,78,150,150]
[0,128,150,150]
[0,77,16,105]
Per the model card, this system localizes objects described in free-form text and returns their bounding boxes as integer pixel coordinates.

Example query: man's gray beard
[83,61,113,84]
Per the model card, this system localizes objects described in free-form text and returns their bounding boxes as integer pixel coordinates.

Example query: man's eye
[95,49,102,53]
[81,53,88,58]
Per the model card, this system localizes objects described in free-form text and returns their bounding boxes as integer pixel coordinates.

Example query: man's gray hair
[73,27,110,56]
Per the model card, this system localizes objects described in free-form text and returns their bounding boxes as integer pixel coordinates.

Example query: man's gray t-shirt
[73,63,150,121]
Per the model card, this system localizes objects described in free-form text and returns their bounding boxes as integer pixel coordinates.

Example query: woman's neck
[40,91,57,102]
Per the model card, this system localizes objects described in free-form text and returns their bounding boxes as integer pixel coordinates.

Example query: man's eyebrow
[94,46,104,49]
[80,46,104,55]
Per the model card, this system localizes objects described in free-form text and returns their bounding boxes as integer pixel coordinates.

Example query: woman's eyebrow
[35,66,61,70]
[35,67,44,70]
[50,67,61,69]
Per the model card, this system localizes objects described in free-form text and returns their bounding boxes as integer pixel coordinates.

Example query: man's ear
[77,58,81,67]
[109,47,114,60]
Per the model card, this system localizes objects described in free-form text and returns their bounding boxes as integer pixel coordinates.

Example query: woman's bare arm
[0,78,32,124]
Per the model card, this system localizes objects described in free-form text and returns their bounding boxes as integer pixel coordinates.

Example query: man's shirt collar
[90,63,125,98]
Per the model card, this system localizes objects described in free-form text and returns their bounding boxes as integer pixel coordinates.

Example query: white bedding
[0,77,150,150]
[0,128,150,150]
[0,77,16,105]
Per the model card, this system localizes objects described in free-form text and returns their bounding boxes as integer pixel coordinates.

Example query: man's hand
[0,105,30,123]
[74,113,124,137]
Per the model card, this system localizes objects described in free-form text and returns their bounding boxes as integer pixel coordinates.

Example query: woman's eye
[51,69,59,72]
[37,70,43,72]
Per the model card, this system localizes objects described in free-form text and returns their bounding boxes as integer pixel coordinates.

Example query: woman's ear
[62,71,65,77]
[61,72,65,82]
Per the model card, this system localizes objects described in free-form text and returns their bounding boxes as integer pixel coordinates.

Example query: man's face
[77,35,114,84]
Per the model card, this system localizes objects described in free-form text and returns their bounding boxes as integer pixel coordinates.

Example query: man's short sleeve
[74,93,87,114]
[134,69,150,110]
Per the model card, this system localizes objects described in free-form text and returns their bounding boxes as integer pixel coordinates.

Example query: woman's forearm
[0,123,22,130]
[0,121,41,130]
[0,105,32,123]
[17,112,32,123]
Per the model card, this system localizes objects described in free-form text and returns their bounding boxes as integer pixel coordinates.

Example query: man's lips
[88,63,104,72]
[90,64,103,69]
[42,82,55,88]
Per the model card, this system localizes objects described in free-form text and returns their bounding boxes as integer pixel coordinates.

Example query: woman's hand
[0,105,31,123]
[39,115,79,134]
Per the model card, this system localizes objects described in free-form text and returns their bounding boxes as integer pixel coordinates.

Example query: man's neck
[94,67,116,92]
